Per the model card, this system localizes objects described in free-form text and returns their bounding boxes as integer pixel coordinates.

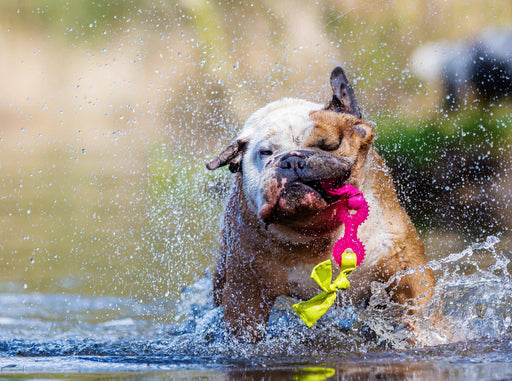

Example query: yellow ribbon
[293,249,357,328]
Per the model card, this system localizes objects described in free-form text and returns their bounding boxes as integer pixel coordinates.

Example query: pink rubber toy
[320,181,369,266]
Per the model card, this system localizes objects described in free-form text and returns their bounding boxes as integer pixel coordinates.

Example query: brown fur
[208,68,435,342]
[306,110,434,310]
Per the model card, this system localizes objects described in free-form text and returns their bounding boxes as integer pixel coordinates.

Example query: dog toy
[293,183,369,327]
[323,182,369,266]
[292,249,357,327]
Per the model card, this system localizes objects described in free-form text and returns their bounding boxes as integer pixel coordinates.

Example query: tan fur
[306,111,375,188]
[307,110,435,310]
[208,72,435,342]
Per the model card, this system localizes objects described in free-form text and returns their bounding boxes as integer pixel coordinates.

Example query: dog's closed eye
[309,134,343,151]
[258,149,273,157]
[316,136,342,152]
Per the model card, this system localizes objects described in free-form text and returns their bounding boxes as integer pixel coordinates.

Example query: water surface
[1,237,511,380]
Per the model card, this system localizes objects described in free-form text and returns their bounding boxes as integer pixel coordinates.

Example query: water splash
[139,235,511,357]
[362,236,510,347]
[1,236,511,374]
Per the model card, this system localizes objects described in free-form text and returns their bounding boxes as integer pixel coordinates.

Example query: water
[1,236,511,379]
[2,2,512,379]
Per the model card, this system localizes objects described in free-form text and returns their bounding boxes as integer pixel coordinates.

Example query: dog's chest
[284,262,325,299]
[358,187,398,266]
[282,252,347,299]
[281,194,396,299]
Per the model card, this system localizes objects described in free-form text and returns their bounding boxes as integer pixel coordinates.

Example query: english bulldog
[206,66,435,342]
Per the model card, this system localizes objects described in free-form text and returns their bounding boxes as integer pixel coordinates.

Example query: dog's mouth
[287,171,351,204]
[304,172,351,202]
[260,172,351,225]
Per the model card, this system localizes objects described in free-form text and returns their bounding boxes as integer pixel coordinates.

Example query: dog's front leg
[389,266,436,313]
[221,274,276,343]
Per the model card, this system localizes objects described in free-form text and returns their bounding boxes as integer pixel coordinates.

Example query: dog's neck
[224,174,335,262]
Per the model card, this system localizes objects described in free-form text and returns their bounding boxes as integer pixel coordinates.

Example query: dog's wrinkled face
[246,107,374,235]
[207,67,375,237]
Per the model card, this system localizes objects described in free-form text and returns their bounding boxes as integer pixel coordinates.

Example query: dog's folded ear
[206,138,248,173]
[326,66,362,119]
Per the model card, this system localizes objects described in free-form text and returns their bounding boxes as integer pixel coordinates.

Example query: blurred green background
[1,0,511,302]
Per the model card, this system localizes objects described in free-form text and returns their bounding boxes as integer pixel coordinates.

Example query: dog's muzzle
[258,150,353,224]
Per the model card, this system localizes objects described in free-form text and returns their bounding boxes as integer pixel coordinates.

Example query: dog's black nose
[280,154,306,171]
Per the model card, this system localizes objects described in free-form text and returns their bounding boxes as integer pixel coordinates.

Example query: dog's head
[207,67,375,237]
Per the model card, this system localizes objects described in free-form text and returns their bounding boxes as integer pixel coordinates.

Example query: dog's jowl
[206,67,435,342]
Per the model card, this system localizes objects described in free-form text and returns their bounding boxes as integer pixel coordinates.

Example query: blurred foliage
[375,109,512,238]
[376,108,512,167]
[2,0,512,299]
[2,0,512,115]
[0,1,135,42]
